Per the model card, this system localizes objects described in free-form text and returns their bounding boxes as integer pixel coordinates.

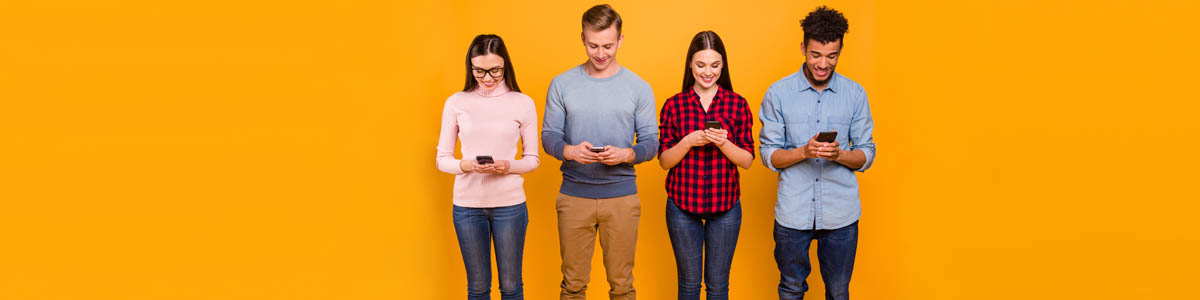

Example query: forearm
[834,149,866,170]
[718,143,753,169]
[659,143,690,169]
[770,148,806,169]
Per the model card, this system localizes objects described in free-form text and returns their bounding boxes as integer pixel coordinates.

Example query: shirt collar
[796,64,838,94]
[687,84,727,100]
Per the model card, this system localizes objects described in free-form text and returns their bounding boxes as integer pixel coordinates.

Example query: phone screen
[705,121,722,130]
[816,131,837,143]
[475,155,494,164]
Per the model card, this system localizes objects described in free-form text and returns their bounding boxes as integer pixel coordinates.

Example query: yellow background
[3,0,1199,299]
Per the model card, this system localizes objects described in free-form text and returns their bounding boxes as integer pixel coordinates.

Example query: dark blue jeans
[774,221,858,300]
[665,199,742,300]
[453,202,528,300]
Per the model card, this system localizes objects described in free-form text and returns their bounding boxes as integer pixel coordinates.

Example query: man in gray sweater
[540,4,657,300]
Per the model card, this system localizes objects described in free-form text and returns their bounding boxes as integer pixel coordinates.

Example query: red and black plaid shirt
[658,86,755,214]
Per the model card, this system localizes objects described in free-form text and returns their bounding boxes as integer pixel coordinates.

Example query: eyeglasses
[471,66,505,79]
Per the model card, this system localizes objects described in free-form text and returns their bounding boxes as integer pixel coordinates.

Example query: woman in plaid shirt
[657,31,754,300]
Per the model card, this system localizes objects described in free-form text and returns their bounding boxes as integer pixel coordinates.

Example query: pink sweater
[435,83,540,208]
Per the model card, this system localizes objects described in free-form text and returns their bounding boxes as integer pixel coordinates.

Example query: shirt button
[816,120,820,123]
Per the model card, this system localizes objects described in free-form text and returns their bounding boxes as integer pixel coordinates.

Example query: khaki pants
[556,193,640,300]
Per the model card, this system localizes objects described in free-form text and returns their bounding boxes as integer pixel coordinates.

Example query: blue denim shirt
[759,68,876,230]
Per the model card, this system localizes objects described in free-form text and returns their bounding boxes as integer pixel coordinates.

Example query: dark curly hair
[800,6,849,46]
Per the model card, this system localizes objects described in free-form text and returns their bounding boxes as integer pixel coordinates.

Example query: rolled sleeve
[849,88,876,172]
[658,100,679,156]
[758,90,787,172]
[734,96,755,158]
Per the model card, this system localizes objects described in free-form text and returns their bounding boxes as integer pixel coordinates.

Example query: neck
[693,84,718,98]
[473,80,509,97]
[584,61,621,78]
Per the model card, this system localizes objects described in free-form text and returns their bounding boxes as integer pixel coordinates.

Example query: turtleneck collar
[472,80,510,98]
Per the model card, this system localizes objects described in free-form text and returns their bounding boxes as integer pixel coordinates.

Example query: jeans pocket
[828,222,858,240]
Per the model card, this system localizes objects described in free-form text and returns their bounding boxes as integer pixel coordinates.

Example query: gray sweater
[541,65,659,198]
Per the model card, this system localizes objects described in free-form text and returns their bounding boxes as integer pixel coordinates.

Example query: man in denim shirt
[759,6,876,300]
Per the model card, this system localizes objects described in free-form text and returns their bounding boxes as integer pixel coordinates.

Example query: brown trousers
[556,193,640,300]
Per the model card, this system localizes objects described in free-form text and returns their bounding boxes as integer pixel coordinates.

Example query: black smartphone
[475,155,494,164]
[816,131,837,143]
[705,120,722,130]
[589,146,605,153]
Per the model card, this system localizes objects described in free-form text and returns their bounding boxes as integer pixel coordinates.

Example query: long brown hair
[681,31,733,93]
[462,34,520,92]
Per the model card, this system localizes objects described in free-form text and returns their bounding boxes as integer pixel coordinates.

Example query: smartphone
[816,131,837,143]
[705,120,722,130]
[475,155,494,165]
[589,146,605,153]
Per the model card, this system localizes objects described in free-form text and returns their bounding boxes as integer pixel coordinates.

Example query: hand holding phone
[589,146,605,153]
[815,131,837,143]
[811,131,841,160]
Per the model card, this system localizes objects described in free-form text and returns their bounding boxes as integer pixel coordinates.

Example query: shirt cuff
[761,147,782,172]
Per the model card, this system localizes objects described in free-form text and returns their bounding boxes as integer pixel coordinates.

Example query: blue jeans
[665,199,742,300]
[453,202,528,300]
[774,221,858,300]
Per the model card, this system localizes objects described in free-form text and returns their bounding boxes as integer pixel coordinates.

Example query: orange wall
[2,0,1199,299]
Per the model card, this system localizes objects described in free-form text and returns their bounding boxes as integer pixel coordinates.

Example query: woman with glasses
[657,31,754,300]
[434,34,539,300]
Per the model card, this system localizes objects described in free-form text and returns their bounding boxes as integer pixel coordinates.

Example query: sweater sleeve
[435,97,465,174]
[630,82,659,164]
[541,79,569,161]
[508,97,541,174]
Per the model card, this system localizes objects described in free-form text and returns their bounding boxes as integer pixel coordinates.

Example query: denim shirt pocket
[783,115,810,148]
[826,113,852,149]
